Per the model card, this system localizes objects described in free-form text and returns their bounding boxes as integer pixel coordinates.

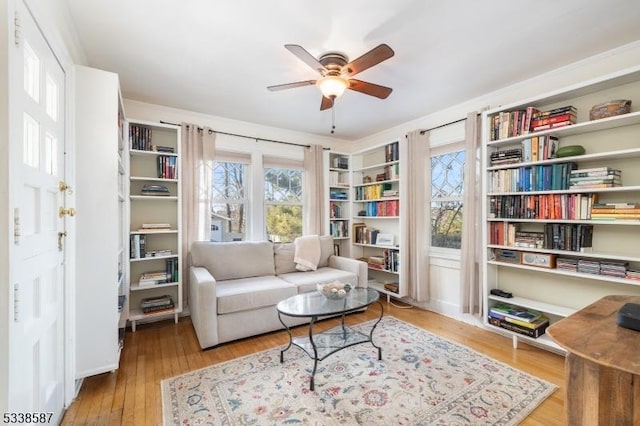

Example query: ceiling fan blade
[267,80,316,91]
[348,79,393,99]
[320,96,334,111]
[343,44,394,77]
[285,44,327,75]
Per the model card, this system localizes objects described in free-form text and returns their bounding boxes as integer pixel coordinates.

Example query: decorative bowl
[318,281,352,300]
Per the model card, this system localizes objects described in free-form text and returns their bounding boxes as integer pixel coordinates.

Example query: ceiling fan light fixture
[316,76,349,99]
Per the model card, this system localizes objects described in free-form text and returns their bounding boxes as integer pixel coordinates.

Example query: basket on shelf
[589,99,631,120]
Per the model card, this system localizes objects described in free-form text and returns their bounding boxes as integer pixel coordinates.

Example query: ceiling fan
[267,44,394,111]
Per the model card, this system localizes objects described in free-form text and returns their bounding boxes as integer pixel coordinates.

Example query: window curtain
[181,123,216,304]
[303,144,325,235]
[406,130,430,302]
[460,112,483,315]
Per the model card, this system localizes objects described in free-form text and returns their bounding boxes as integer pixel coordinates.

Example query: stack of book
[570,167,621,190]
[627,270,640,280]
[140,295,174,315]
[490,148,522,166]
[367,256,386,270]
[591,202,640,221]
[531,105,577,131]
[139,223,172,232]
[384,282,399,293]
[141,184,170,196]
[155,145,174,153]
[600,260,629,278]
[556,257,578,272]
[488,302,549,338]
[138,271,171,287]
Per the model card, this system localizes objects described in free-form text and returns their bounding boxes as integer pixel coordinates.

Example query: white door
[9,1,67,422]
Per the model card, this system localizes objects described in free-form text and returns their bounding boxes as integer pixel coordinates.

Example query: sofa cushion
[279,267,358,294]
[216,275,297,315]
[191,241,275,281]
[273,243,296,275]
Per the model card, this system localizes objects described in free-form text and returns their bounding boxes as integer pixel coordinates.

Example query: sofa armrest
[189,266,219,349]
[328,255,368,288]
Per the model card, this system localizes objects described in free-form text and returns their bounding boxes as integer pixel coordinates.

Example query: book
[490,302,542,323]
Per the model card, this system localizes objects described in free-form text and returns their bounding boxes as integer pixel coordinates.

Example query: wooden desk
[547,295,640,426]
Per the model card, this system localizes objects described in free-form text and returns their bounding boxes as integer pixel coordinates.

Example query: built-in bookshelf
[326,151,351,257]
[481,65,640,353]
[74,65,126,378]
[126,120,182,332]
[350,141,406,300]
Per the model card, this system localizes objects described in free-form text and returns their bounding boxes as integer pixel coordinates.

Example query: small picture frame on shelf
[376,233,394,246]
[333,243,340,256]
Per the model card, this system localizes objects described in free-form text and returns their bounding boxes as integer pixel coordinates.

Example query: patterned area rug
[161,316,556,425]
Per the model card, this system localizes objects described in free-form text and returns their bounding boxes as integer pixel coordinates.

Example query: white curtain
[406,130,430,302]
[460,112,483,315]
[303,144,325,235]
[181,123,216,304]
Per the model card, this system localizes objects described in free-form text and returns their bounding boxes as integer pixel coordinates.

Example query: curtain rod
[418,117,467,135]
[160,120,312,148]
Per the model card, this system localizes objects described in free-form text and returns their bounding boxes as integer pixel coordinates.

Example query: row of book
[157,155,178,179]
[329,220,348,239]
[487,162,577,193]
[488,302,549,338]
[358,200,399,217]
[329,170,348,187]
[138,258,179,286]
[521,135,558,162]
[130,234,174,259]
[591,202,640,221]
[362,249,400,273]
[331,156,348,170]
[488,105,576,141]
[140,295,174,314]
[489,222,594,252]
[355,183,394,200]
[352,224,381,245]
[329,201,345,219]
[489,193,598,220]
[384,142,399,162]
[569,166,621,190]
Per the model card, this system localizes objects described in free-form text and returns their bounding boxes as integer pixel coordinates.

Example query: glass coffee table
[276,287,383,391]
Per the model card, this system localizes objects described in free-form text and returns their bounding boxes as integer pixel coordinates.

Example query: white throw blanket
[294,235,321,271]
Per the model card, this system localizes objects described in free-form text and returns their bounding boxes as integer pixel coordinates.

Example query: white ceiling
[64,0,640,141]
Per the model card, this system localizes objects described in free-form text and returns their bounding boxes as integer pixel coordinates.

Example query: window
[431,149,465,249]
[264,167,303,242]
[211,161,248,241]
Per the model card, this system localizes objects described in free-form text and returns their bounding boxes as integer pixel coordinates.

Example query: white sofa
[189,237,367,349]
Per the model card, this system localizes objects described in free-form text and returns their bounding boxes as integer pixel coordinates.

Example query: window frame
[263,164,304,243]
[429,140,465,257]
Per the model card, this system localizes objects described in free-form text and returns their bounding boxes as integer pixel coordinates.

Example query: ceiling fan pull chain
[331,104,336,134]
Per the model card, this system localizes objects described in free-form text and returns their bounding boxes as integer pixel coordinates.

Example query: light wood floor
[62,303,566,425]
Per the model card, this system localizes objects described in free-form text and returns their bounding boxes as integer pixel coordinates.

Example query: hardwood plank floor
[62,303,565,425]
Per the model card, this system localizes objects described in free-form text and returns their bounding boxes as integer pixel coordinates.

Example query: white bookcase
[74,65,126,378]
[350,140,407,300]
[481,65,640,353]
[126,120,182,331]
[325,151,351,258]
